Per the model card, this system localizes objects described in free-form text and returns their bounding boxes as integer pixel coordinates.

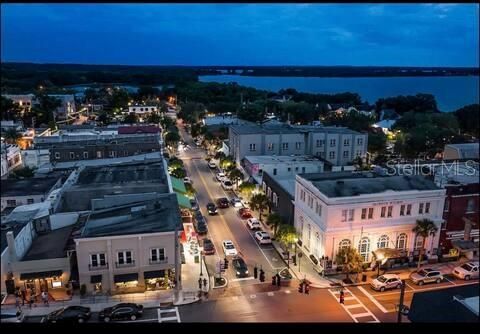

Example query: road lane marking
[285,290,291,294]
[327,288,380,323]
[118,318,159,323]
[443,276,457,286]
[231,277,255,282]
[232,296,239,301]
[267,292,274,296]
[405,281,415,290]
[175,308,181,323]
[357,286,389,313]
[250,294,257,299]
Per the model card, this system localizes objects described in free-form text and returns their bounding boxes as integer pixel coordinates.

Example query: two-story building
[294,172,446,268]
[1,142,23,179]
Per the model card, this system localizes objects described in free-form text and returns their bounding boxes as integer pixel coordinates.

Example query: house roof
[117,125,160,134]
[445,143,479,160]
[21,225,74,261]
[1,177,60,197]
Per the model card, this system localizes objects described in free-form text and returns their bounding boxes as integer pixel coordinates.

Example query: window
[151,248,166,262]
[425,202,430,214]
[444,199,450,212]
[300,189,306,201]
[377,235,389,249]
[267,187,272,198]
[329,151,335,159]
[357,138,363,145]
[90,253,106,267]
[295,167,299,172]
[83,152,88,159]
[339,239,351,251]
[348,209,354,221]
[273,168,277,176]
[315,202,320,215]
[415,235,424,250]
[27,198,34,204]
[406,204,412,215]
[319,152,325,158]
[368,208,374,219]
[132,108,136,111]
[54,152,60,160]
[96,151,102,158]
[109,151,115,158]
[117,251,133,265]
[69,152,75,159]
[466,199,475,212]
[330,139,336,147]
[140,108,144,111]
[302,167,306,173]
[419,203,424,214]
[249,143,256,151]
[282,143,289,150]
[341,210,348,222]
[287,167,291,172]
[387,206,393,218]
[316,139,324,147]
[361,208,367,220]
[6,200,16,207]
[273,193,278,207]
[356,151,362,157]
[400,205,405,216]
[343,151,349,158]
[381,206,386,218]
[343,139,350,146]
[267,143,274,151]
[307,224,311,249]
[262,182,267,193]
[396,234,408,250]
[295,142,302,150]
[358,237,370,261]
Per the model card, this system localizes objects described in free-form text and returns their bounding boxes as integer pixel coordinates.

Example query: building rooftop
[50,152,163,170]
[1,177,60,197]
[245,155,324,165]
[81,194,182,238]
[301,172,441,198]
[1,222,27,254]
[230,122,362,136]
[445,143,480,160]
[21,225,74,261]
[277,178,296,198]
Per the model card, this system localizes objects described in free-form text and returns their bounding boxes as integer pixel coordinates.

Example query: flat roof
[51,152,163,170]
[21,225,74,261]
[1,223,27,254]
[1,177,60,197]
[301,173,441,198]
[81,193,182,238]
[230,122,362,136]
[245,155,324,165]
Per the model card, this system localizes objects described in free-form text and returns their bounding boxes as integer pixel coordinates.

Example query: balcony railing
[115,260,135,268]
[88,263,109,271]
[149,257,168,265]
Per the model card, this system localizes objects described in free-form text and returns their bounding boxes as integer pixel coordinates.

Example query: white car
[230,197,243,208]
[216,172,226,182]
[370,274,402,292]
[255,231,272,245]
[246,218,261,230]
[222,179,233,190]
[452,262,479,281]
[183,177,192,184]
[222,240,238,256]
[208,161,217,169]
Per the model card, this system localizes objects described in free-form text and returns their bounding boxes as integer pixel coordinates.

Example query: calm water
[199,75,480,112]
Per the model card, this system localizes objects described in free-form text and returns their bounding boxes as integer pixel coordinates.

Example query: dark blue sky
[1,3,478,66]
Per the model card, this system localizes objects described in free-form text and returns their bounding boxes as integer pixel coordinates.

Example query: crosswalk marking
[357,286,389,313]
[250,294,257,299]
[328,287,380,323]
[284,290,291,294]
[232,296,239,301]
[267,292,274,296]
[158,307,181,323]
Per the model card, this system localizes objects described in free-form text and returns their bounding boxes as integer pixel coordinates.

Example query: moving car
[190,198,199,211]
[370,274,402,292]
[246,218,261,230]
[239,208,253,219]
[206,202,218,215]
[202,238,216,255]
[98,303,144,322]
[194,218,208,235]
[255,231,272,245]
[410,268,443,286]
[1,310,24,323]
[217,197,230,208]
[232,257,249,278]
[216,172,226,182]
[452,262,479,281]
[183,177,192,184]
[222,180,233,190]
[222,240,238,256]
[208,161,217,169]
[45,306,92,323]
[230,197,243,208]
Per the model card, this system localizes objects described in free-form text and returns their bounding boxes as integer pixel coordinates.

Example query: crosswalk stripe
[285,290,291,294]
[352,312,374,318]
[267,292,274,296]
[250,294,257,299]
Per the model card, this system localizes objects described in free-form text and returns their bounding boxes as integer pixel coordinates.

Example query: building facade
[1,142,23,179]
[262,172,296,225]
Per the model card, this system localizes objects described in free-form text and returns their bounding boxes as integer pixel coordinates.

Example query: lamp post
[200,252,203,277]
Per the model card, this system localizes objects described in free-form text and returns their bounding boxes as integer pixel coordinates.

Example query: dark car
[194,210,204,222]
[202,238,215,255]
[45,306,91,323]
[232,257,249,278]
[190,198,199,211]
[194,218,208,235]
[206,202,218,215]
[217,197,230,208]
[98,303,144,322]
[238,208,253,219]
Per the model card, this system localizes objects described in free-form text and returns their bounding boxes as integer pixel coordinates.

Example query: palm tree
[266,212,283,237]
[276,223,297,257]
[3,128,21,145]
[335,246,364,283]
[228,168,243,189]
[412,218,438,270]
[250,193,269,222]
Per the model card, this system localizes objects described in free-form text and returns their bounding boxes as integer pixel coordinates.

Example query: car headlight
[236,271,240,275]
[245,270,249,274]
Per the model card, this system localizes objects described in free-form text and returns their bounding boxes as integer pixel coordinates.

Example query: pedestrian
[29,294,34,309]
[21,288,26,306]
[15,295,21,311]
[276,273,281,287]
[31,287,37,302]
[339,289,345,304]
[198,277,202,290]
[41,291,49,306]
[203,278,207,289]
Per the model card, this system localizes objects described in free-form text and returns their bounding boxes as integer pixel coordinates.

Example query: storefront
[90,274,103,292]
[114,273,139,291]
[144,270,175,290]
[19,270,64,292]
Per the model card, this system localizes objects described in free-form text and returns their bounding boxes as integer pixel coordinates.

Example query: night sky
[1,3,478,66]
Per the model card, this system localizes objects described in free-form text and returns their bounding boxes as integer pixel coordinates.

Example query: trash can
[362,274,367,282]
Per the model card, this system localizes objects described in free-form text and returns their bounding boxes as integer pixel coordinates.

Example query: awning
[90,275,102,284]
[176,192,192,209]
[170,176,187,193]
[371,248,407,263]
[20,270,63,280]
[114,273,139,283]
[451,240,479,252]
[144,270,166,280]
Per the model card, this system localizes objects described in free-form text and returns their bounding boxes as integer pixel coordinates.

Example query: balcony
[149,257,168,265]
[88,263,109,271]
[115,260,135,268]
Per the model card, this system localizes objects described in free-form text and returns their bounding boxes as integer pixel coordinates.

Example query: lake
[199,75,480,112]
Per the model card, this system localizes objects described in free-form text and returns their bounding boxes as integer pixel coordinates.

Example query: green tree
[3,128,21,145]
[266,212,283,237]
[335,246,364,282]
[368,132,387,154]
[108,88,130,112]
[147,112,162,124]
[123,113,138,124]
[238,182,256,200]
[455,104,479,137]
[170,168,186,179]
[136,86,160,100]
[214,151,226,160]
[227,168,243,189]
[219,156,235,171]
[250,193,270,222]
[160,116,175,130]
[97,112,110,125]
[412,219,438,271]
[165,131,181,153]
[0,96,21,121]
[32,94,61,127]
[276,223,297,249]
[168,157,184,170]
[185,182,196,198]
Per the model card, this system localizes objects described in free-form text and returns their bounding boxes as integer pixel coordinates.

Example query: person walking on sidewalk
[15,295,21,312]
[339,289,345,304]
[28,293,35,309]
[41,291,49,306]
[20,288,26,306]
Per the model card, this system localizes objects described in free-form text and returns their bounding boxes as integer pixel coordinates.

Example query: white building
[2,94,35,114]
[128,106,158,114]
[294,172,446,266]
[21,149,51,169]
[48,94,76,121]
[443,143,479,161]
[1,142,23,178]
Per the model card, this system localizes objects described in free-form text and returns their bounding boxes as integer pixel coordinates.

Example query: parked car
[452,262,479,281]
[1,309,24,323]
[217,197,230,208]
[255,231,272,245]
[195,140,202,147]
[194,218,208,235]
[370,274,403,292]
[183,177,192,184]
[222,180,233,190]
[194,210,204,222]
[222,240,238,256]
[246,218,261,230]
[190,198,199,211]
[230,197,243,208]
[206,202,218,215]
[202,238,216,255]
[410,268,443,286]
[232,257,249,278]
[98,303,143,322]
[45,306,92,323]
[239,208,253,219]
[216,172,226,182]
[208,161,217,169]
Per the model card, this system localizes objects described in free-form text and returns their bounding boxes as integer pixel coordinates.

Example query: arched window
[314,232,320,258]
[306,224,311,249]
[358,237,370,262]
[396,233,408,250]
[299,216,304,237]
[415,235,424,250]
[339,239,351,251]
[377,235,389,249]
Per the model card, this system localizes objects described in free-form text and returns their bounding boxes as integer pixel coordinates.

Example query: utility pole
[397,279,406,323]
